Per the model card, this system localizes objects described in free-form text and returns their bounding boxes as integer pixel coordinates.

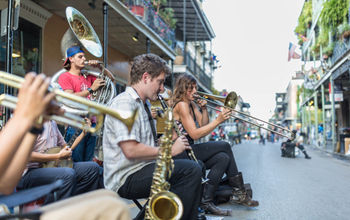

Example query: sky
[203,0,305,121]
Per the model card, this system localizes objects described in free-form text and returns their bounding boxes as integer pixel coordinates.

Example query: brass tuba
[145,109,183,220]
[51,6,116,113]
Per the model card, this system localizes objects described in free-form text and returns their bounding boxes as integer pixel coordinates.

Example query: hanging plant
[295,0,313,42]
[320,0,349,31]
[317,29,329,48]
[158,7,177,29]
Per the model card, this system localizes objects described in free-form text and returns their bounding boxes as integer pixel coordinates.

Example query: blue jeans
[17,162,100,204]
[65,124,97,162]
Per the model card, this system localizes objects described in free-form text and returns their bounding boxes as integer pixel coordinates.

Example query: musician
[103,53,203,220]
[172,73,259,215]
[17,119,101,204]
[58,45,105,162]
[0,73,60,194]
[0,73,131,220]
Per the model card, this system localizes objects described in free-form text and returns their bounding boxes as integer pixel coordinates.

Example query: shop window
[0,17,42,75]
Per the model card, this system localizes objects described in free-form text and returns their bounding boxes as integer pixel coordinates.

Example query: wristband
[87,88,94,94]
[29,126,44,135]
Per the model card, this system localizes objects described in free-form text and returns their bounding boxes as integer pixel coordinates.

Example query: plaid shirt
[103,87,155,192]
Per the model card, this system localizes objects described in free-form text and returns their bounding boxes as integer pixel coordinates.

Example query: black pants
[118,159,202,220]
[174,141,239,188]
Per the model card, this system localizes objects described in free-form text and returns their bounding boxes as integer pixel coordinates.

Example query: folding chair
[132,199,147,220]
[0,180,63,220]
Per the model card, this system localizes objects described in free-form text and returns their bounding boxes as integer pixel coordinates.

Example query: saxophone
[145,109,183,220]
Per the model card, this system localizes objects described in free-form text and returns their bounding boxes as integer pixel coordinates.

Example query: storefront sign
[334,92,343,102]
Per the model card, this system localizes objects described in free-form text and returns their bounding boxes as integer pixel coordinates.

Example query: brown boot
[228,173,259,207]
[200,183,232,216]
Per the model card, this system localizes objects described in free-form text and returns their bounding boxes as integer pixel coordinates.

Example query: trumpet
[194,91,296,140]
[0,71,138,133]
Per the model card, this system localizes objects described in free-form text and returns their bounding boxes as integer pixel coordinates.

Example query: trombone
[194,91,295,140]
[0,71,138,133]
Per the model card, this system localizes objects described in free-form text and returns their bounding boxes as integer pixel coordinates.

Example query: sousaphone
[51,6,116,113]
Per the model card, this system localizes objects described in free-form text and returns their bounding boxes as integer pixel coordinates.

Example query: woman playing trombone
[172,73,259,216]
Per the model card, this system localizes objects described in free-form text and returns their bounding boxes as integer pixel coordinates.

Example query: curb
[307,144,350,161]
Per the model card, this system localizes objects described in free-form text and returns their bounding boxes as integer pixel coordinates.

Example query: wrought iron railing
[330,40,350,64]
[185,53,211,90]
[122,0,176,49]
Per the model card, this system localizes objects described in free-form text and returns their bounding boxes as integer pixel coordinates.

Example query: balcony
[123,0,176,49]
[330,40,350,64]
[184,53,211,90]
[173,52,212,91]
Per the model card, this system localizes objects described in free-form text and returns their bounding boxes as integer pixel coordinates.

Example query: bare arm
[119,140,159,160]
[29,147,72,162]
[64,89,90,98]
[0,73,59,194]
[0,132,37,194]
[0,116,32,179]
[119,136,190,160]
[175,102,231,140]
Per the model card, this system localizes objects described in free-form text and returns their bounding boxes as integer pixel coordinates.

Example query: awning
[168,0,215,41]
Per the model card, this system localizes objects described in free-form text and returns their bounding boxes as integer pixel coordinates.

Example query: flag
[288,42,301,61]
[296,32,308,42]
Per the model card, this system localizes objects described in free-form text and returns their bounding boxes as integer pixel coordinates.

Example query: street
[128,139,350,220]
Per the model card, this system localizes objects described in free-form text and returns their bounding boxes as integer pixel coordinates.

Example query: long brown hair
[172,73,197,107]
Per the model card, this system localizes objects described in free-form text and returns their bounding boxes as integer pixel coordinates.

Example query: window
[0,17,42,75]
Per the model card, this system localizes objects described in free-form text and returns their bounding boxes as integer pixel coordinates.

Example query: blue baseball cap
[63,46,84,66]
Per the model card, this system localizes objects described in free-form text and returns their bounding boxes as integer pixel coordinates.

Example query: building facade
[0,0,217,125]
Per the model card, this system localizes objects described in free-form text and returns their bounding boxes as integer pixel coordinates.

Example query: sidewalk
[307,144,350,161]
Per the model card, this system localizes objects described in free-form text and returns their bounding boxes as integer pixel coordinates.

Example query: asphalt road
[127,139,350,220]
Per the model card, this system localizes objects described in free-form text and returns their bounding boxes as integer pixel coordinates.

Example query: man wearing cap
[58,45,105,162]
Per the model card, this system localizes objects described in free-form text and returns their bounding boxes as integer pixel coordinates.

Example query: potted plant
[131,0,144,18]
[337,21,350,40]
[159,7,177,29]
[174,44,184,65]
[152,0,167,14]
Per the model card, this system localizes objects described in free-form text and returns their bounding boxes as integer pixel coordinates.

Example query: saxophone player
[58,45,105,162]
[103,54,203,220]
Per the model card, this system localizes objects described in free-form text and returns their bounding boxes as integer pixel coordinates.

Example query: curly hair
[130,53,171,85]
[172,73,197,107]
